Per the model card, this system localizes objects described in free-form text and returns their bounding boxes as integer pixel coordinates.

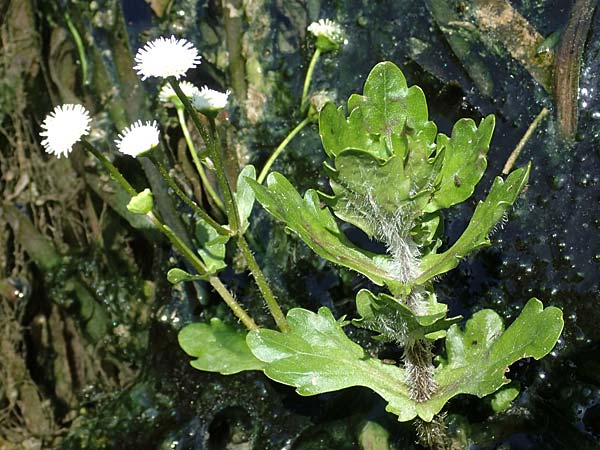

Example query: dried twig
[502,107,550,175]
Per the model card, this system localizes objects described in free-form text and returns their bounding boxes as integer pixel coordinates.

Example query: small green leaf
[248,173,404,290]
[235,165,256,233]
[490,383,520,413]
[167,268,204,284]
[353,289,461,343]
[426,116,495,212]
[417,165,530,284]
[195,218,229,273]
[179,318,264,375]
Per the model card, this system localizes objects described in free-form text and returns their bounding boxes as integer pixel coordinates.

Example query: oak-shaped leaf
[421,298,563,420]
[245,299,562,422]
[319,61,434,160]
[246,307,419,421]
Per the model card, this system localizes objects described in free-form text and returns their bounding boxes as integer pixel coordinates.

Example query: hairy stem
[236,235,288,332]
[168,78,212,148]
[404,338,437,402]
[81,140,137,197]
[176,106,225,211]
[207,116,241,233]
[148,154,228,235]
[170,78,239,232]
[257,116,311,184]
[147,213,256,330]
[209,275,259,331]
[415,414,450,450]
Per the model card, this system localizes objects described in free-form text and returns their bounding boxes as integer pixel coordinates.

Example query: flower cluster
[307,19,346,52]
[41,35,231,162]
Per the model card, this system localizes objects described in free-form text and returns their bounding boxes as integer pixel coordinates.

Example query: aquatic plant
[179,60,564,434]
[38,24,563,448]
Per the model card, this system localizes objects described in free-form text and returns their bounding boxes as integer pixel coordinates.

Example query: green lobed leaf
[245,300,561,423]
[426,116,495,212]
[419,298,563,420]
[247,307,419,422]
[235,165,256,233]
[353,289,461,343]
[319,62,432,160]
[248,172,404,290]
[416,164,530,284]
[178,318,264,375]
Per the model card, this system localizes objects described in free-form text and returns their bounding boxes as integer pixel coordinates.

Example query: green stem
[82,139,256,330]
[148,154,229,235]
[207,117,241,233]
[64,12,89,86]
[176,106,225,212]
[257,116,311,184]
[209,276,259,331]
[147,213,257,330]
[236,235,288,332]
[300,48,321,112]
[147,213,207,275]
[81,140,137,197]
[168,78,212,150]
[169,78,239,233]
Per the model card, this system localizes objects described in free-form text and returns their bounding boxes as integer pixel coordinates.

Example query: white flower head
[40,104,91,158]
[115,120,160,157]
[307,19,346,52]
[191,86,230,115]
[134,36,201,80]
[159,81,200,106]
